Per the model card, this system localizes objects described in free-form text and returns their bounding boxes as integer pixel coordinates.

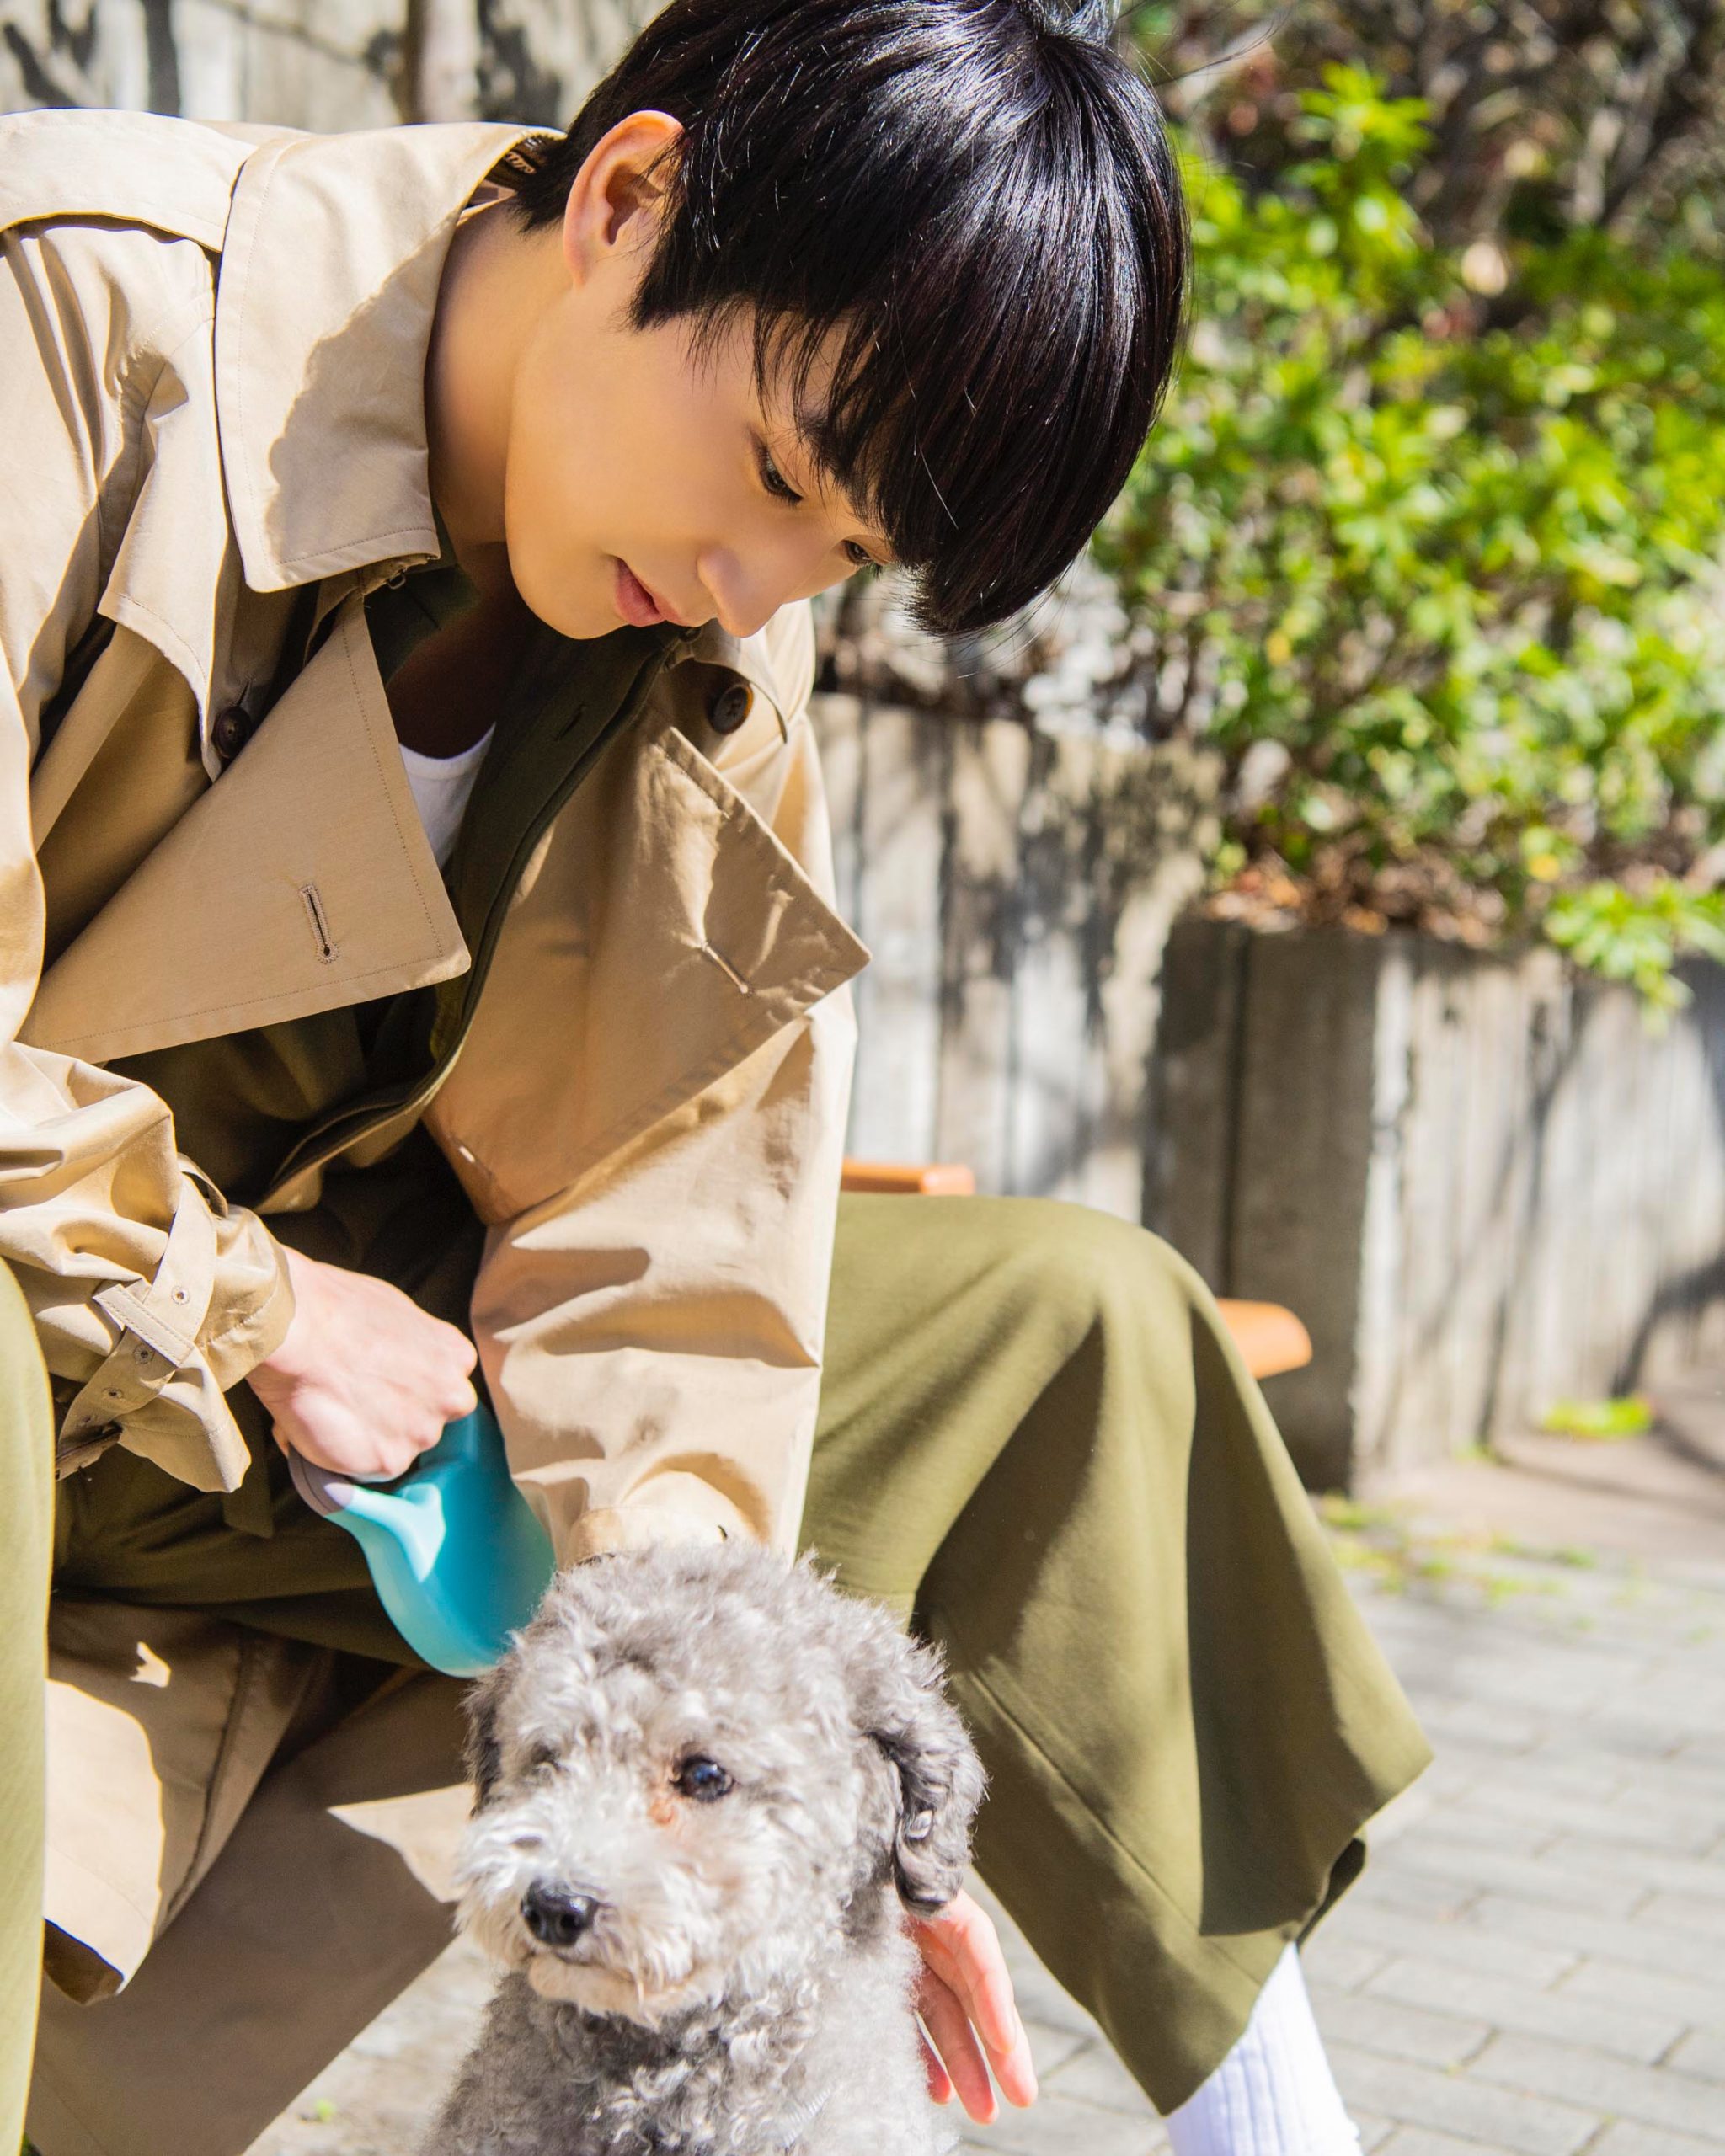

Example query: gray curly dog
[424,1540,985,2154]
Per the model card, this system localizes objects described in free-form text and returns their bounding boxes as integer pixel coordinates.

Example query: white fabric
[399,726,494,868]
[1166,1948,1360,2156]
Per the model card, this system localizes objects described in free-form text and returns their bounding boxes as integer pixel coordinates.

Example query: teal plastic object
[289,1405,555,1676]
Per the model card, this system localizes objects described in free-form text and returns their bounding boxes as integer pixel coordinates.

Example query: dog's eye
[526,1743,561,1775]
[672,1756,734,1802]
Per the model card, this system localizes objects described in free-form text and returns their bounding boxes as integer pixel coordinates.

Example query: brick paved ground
[251,1439,1725,2156]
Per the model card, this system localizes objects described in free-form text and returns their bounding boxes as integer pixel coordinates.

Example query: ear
[462,1657,512,1809]
[561,109,682,284]
[857,1627,986,1914]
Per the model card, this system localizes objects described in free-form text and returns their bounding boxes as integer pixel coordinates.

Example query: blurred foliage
[1100,67,1725,1009]
[1135,1,1725,256]
[1316,1493,1597,1604]
[1540,1394,1655,1438]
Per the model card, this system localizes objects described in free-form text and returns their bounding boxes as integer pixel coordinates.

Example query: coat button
[211,704,255,763]
[708,681,753,735]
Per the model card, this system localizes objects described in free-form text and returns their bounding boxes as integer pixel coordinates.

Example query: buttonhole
[300,884,339,964]
[701,940,751,995]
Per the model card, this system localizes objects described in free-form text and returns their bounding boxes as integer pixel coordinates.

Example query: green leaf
[1097,82,1725,1010]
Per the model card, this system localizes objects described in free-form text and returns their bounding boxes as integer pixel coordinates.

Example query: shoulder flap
[0,109,258,252]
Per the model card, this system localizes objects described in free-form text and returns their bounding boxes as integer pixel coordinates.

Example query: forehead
[515,1586,842,1720]
[504,1652,855,1788]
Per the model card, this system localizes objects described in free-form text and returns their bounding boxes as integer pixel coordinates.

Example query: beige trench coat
[2,107,867,2038]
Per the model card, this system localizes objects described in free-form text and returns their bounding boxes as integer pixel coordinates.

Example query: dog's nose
[521,1882,600,1949]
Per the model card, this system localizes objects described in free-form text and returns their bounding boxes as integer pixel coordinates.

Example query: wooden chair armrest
[840,1160,978,1197]
[1213,1299,1312,1380]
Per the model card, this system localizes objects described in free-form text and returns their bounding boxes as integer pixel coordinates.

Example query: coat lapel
[23,599,469,1065]
[251,620,684,1212]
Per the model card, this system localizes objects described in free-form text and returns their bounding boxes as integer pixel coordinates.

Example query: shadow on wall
[1150,918,1725,1489]
[1616,992,1725,1393]
[0,0,654,135]
[814,688,1220,1224]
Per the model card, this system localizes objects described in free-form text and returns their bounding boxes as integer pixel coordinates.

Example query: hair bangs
[515,0,1190,636]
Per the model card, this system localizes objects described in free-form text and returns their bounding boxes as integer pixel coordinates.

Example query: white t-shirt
[399,728,494,869]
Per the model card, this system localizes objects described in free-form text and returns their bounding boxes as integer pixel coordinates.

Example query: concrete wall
[1151,918,1725,1486]
[814,694,1218,1221]
[0,0,653,130]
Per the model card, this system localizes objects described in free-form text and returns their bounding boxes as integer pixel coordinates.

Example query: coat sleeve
[457,606,862,1563]
[0,221,293,1492]
[471,987,857,1564]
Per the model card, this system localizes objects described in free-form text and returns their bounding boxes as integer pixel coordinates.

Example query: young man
[0,2,1429,2150]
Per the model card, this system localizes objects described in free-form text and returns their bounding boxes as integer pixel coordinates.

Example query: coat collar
[213,120,553,595]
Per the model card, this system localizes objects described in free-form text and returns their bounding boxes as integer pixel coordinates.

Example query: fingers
[917,2026,953,2107]
[259,1255,484,1481]
[927,1894,1019,2052]
[441,1369,480,1425]
[380,1307,476,1453]
[916,1966,996,2124]
[914,1892,1039,2110]
[425,1315,479,1425]
[989,2007,1039,2109]
[265,1355,473,1479]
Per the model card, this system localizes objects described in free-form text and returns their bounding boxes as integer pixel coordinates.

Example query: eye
[843,540,876,570]
[526,1742,561,1775]
[672,1756,734,1802]
[757,443,802,505]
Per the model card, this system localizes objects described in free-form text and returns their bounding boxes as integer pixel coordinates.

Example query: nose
[699,543,842,642]
[521,1881,601,1948]
[702,574,777,642]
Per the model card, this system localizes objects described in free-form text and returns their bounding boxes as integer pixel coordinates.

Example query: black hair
[510,0,1188,637]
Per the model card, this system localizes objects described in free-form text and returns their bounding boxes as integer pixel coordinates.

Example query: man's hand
[250,1246,478,1480]
[911,1888,1039,2122]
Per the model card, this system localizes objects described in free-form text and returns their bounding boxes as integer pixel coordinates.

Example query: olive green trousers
[10,1197,1429,2152]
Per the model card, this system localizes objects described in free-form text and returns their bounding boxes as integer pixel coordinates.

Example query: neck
[425,195,556,584]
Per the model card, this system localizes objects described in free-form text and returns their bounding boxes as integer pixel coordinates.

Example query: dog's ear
[857,1628,986,1914]
[462,1657,512,1809]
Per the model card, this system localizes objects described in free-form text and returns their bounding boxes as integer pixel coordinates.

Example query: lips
[614,559,667,628]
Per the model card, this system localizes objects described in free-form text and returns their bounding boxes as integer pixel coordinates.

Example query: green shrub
[1101,68,1725,1010]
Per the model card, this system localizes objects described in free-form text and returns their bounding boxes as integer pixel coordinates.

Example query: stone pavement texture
[249,1437,1725,2156]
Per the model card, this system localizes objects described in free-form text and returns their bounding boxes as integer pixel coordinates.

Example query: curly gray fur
[424,1540,985,2155]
